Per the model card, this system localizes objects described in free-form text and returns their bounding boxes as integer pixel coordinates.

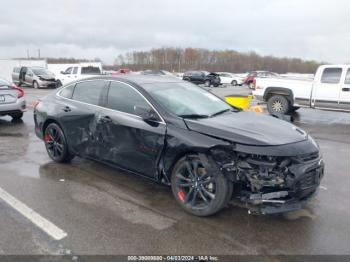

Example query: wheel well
[264,88,293,104]
[42,119,61,136]
[164,150,197,182]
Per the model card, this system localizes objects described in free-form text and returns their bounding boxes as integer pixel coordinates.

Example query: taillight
[33,100,41,110]
[13,86,24,98]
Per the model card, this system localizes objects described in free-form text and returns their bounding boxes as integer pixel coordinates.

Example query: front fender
[161,124,231,181]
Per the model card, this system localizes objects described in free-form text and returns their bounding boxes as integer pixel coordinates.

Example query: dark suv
[183,71,220,87]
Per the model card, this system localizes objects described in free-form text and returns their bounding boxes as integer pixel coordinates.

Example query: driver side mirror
[134,106,160,122]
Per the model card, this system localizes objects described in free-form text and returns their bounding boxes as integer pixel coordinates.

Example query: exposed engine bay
[210,147,324,214]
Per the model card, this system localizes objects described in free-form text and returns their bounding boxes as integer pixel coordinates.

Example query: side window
[72,80,106,105]
[72,67,78,74]
[344,69,350,85]
[59,84,75,99]
[321,68,342,84]
[64,67,72,74]
[107,81,152,116]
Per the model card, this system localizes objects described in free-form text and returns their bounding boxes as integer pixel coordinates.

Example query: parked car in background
[56,65,102,87]
[141,69,173,76]
[216,72,245,86]
[253,64,350,115]
[0,78,25,119]
[34,75,323,216]
[183,71,220,87]
[112,68,131,75]
[12,67,56,89]
[244,71,279,89]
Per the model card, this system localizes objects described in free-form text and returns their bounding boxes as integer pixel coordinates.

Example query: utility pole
[26,49,29,59]
[38,49,41,59]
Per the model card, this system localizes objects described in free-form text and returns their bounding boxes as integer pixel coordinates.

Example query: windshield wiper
[179,114,209,119]
[209,108,232,117]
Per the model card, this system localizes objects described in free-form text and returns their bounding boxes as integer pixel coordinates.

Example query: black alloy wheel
[44,123,74,163]
[171,155,232,216]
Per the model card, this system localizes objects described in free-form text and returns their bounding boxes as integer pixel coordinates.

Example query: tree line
[114,47,321,74]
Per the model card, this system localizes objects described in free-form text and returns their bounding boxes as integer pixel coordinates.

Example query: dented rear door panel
[97,108,166,179]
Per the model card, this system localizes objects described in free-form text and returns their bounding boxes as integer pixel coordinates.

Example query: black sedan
[34,75,324,216]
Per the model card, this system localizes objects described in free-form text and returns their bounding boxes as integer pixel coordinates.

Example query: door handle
[342,87,350,92]
[99,115,112,123]
[62,106,71,112]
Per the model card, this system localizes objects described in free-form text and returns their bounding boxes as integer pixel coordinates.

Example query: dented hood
[184,111,307,146]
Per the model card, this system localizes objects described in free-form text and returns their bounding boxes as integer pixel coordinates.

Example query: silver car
[0,78,26,120]
[12,67,56,89]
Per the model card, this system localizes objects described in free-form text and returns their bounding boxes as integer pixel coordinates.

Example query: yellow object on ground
[225,95,253,109]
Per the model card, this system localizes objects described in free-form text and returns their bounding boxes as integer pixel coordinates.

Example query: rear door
[57,80,108,157]
[339,67,350,110]
[98,80,166,178]
[313,67,342,109]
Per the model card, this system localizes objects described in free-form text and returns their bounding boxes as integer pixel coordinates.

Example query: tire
[33,81,39,89]
[204,80,211,87]
[11,112,23,120]
[56,80,62,88]
[248,82,254,89]
[231,80,238,86]
[171,155,233,216]
[44,123,74,163]
[267,95,291,115]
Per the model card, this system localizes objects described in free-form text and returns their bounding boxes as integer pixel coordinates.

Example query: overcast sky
[1,0,349,64]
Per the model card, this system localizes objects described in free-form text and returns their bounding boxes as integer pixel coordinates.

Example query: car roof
[82,74,182,85]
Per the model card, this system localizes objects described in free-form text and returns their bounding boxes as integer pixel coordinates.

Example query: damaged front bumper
[211,138,325,215]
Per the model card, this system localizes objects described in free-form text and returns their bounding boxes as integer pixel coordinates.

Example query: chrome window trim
[56,79,166,125]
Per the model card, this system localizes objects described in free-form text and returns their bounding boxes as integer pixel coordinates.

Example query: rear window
[321,68,342,84]
[81,66,101,75]
[59,84,75,99]
[72,80,106,105]
[13,67,20,73]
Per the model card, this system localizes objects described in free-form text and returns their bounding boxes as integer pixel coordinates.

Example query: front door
[313,67,342,109]
[98,81,166,178]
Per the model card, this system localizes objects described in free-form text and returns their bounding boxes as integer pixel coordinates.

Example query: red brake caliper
[177,190,185,202]
[44,134,53,142]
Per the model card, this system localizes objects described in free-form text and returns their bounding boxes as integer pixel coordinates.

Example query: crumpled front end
[210,138,325,214]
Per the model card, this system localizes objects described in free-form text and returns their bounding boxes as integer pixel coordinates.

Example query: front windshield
[142,82,232,117]
[32,68,51,75]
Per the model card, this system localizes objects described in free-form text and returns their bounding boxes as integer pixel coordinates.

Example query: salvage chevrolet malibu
[34,75,324,216]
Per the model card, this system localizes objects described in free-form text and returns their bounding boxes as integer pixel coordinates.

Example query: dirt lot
[0,87,350,256]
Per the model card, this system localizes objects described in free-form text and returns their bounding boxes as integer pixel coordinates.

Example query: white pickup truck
[56,65,102,87]
[253,64,350,114]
